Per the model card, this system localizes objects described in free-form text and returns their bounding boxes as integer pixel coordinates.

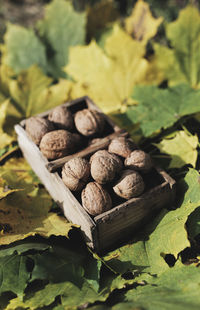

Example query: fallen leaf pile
[1,0,200,309]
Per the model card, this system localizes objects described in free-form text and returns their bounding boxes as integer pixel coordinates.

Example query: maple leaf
[0,176,22,200]
[1,23,47,74]
[115,266,200,310]
[0,158,75,245]
[0,101,14,149]
[8,65,72,118]
[66,25,158,114]
[37,0,86,78]
[152,5,200,88]
[126,84,200,137]
[125,0,163,43]
[104,168,200,276]
[154,130,198,169]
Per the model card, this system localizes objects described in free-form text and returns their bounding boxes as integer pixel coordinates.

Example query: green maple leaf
[154,130,198,168]
[0,243,50,300]
[152,5,200,88]
[2,23,47,74]
[6,245,103,310]
[37,0,86,78]
[113,266,200,310]
[104,168,200,276]
[126,84,200,137]
[0,254,30,298]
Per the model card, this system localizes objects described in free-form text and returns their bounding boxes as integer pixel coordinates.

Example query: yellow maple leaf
[0,162,75,245]
[66,25,158,113]
[0,100,14,149]
[154,131,198,169]
[151,6,200,89]
[125,0,163,43]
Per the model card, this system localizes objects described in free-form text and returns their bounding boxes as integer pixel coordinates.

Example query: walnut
[90,150,123,184]
[48,105,74,131]
[74,109,105,136]
[113,170,145,199]
[125,150,153,172]
[108,136,137,158]
[26,116,54,145]
[62,158,90,191]
[39,130,77,160]
[81,182,112,216]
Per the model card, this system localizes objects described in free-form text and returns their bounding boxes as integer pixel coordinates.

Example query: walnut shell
[113,170,145,199]
[125,150,153,172]
[90,150,123,184]
[39,130,76,160]
[74,109,105,136]
[26,116,54,145]
[48,105,74,131]
[108,137,137,158]
[81,182,112,216]
[62,158,90,191]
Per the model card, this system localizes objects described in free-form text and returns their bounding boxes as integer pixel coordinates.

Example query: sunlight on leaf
[66,25,159,114]
[0,159,75,245]
[125,0,163,43]
[155,130,198,168]
[152,5,200,88]
[8,65,72,118]
[126,84,200,137]
[114,266,200,310]
[104,169,200,276]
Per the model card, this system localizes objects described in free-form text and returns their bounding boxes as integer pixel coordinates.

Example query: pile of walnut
[26,105,153,217]
[26,105,105,159]
[62,136,153,217]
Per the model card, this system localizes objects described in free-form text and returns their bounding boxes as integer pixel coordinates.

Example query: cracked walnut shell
[62,158,90,191]
[81,182,112,216]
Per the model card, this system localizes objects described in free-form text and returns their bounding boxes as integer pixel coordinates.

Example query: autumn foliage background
[1,0,200,309]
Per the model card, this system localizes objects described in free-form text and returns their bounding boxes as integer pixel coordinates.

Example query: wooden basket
[15,96,176,253]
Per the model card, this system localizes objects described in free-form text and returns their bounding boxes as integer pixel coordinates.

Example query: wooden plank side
[46,130,128,172]
[95,181,175,251]
[15,124,97,248]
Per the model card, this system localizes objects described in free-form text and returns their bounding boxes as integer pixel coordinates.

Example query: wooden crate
[15,96,176,252]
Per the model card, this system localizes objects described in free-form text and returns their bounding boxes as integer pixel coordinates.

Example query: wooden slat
[15,124,97,249]
[46,129,128,172]
[95,180,175,251]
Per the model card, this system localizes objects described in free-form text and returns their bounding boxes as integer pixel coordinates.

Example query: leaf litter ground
[1,1,200,309]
